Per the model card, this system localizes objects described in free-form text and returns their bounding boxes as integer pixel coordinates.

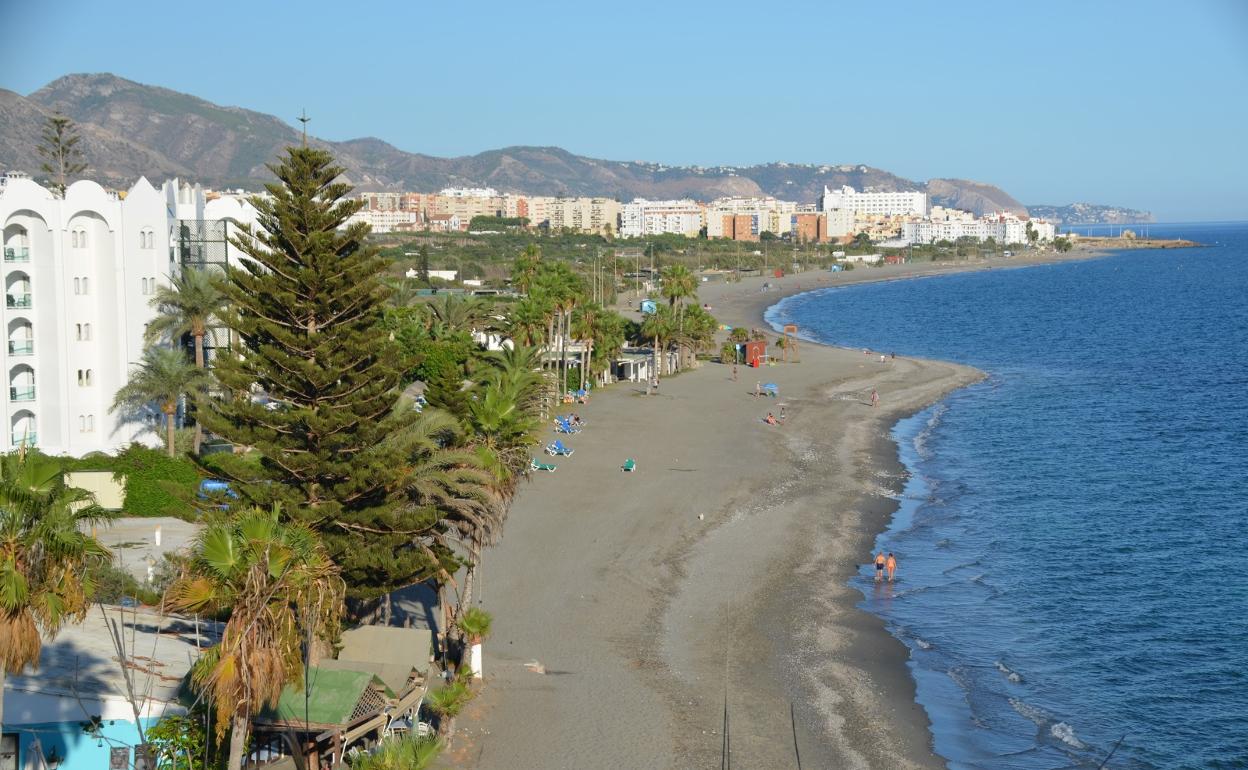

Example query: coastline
[452,247,1112,768]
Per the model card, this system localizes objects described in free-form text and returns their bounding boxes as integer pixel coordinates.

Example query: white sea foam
[1050,722,1086,750]
[995,660,1024,683]
[914,637,932,650]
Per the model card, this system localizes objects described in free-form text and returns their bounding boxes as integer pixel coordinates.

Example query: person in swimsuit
[874,551,886,582]
[886,552,898,582]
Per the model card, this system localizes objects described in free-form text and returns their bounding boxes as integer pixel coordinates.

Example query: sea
[766,222,1248,770]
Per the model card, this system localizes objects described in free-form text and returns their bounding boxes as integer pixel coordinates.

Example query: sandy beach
[451,249,1106,768]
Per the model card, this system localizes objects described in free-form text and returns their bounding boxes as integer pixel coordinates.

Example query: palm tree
[505,297,548,348]
[146,268,224,370]
[164,507,344,770]
[510,244,542,294]
[641,305,678,379]
[660,264,698,312]
[145,268,224,453]
[112,347,205,457]
[0,451,114,726]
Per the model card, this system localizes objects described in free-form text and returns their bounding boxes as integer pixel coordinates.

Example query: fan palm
[164,507,343,770]
[0,451,114,726]
[348,736,441,770]
[112,347,205,457]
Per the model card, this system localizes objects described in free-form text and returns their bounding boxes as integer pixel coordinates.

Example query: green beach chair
[621,458,636,472]
[530,457,557,473]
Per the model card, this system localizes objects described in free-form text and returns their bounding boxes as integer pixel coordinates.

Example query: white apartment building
[439,187,500,198]
[619,199,704,238]
[0,174,176,456]
[900,212,1056,245]
[819,185,928,217]
[343,209,418,234]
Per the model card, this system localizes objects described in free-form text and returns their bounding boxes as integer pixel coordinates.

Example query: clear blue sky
[2,0,1245,221]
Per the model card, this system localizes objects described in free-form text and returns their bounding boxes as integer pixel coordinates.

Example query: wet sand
[452,250,1104,768]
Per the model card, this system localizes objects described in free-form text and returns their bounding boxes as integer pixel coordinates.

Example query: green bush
[67,444,202,519]
[91,560,161,606]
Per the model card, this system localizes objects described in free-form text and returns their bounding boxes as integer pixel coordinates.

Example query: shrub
[348,736,441,770]
[68,444,201,519]
[91,560,161,606]
[458,607,493,641]
[424,681,473,720]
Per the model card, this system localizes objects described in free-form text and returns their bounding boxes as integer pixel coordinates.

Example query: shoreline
[452,247,1114,768]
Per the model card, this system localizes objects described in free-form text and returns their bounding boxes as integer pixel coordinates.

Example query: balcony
[10,386,35,402]
[11,432,35,447]
[7,340,33,356]
[6,294,31,309]
[3,247,30,263]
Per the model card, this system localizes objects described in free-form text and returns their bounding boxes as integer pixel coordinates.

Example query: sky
[1,0,1246,221]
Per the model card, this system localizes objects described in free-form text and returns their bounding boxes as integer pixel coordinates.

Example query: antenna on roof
[298,109,311,147]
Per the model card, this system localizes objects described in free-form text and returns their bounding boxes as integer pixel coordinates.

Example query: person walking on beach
[874,551,886,582]
[871,388,879,408]
[732,362,738,382]
[755,381,762,397]
[886,552,898,582]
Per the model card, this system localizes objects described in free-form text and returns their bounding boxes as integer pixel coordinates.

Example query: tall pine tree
[201,147,440,599]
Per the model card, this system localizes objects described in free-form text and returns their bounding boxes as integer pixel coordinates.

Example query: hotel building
[0,174,174,456]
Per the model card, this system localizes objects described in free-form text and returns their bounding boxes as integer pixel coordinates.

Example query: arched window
[78,415,85,432]
[83,277,89,294]
[87,415,95,432]
[74,278,81,295]
[86,369,93,386]
[83,323,91,341]
[70,231,78,248]
[75,324,82,340]
[77,370,84,386]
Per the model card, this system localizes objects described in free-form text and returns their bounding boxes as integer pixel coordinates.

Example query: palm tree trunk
[165,408,177,457]
[227,712,248,770]
[193,332,205,455]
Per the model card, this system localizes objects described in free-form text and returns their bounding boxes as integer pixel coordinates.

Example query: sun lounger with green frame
[620,458,636,472]
[530,457,557,473]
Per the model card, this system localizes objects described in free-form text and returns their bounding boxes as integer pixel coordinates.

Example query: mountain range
[0,74,1151,223]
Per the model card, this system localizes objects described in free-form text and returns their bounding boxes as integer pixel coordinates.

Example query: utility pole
[298,109,311,147]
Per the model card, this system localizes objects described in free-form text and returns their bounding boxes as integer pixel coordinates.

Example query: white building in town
[819,185,928,217]
[343,208,417,234]
[619,199,704,238]
[900,210,1056,245]
[0,174,176,456]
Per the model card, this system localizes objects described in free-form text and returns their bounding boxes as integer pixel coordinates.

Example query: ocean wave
[1050,722,1086,750]
[995,660,1025,684]
[912,403,948,459]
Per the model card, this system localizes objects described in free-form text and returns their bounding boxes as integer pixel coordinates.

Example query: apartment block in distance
[0,173,175,456]
[819,185,928,217]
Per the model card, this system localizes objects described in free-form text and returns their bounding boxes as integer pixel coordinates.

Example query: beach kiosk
[744,339,767,367]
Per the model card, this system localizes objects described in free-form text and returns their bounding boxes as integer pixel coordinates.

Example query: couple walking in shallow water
[874,551,897,582]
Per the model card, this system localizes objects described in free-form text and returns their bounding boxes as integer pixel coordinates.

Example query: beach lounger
[554,420,580,434]
[546,439,574,457]
[621,458,636,472]
[530,458,557,473]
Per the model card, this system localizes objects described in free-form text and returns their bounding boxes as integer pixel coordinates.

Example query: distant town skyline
[2,0,1245,221]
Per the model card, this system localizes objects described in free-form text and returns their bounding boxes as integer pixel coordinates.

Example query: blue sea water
[767,223,1248,770]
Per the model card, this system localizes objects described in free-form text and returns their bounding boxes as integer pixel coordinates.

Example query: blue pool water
[767,223,1248,769]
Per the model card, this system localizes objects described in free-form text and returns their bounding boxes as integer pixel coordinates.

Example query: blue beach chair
[546,439,575,457]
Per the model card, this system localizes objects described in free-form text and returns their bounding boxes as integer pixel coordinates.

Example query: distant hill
[0,73,1131,219]
[1025,203,1154,225]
